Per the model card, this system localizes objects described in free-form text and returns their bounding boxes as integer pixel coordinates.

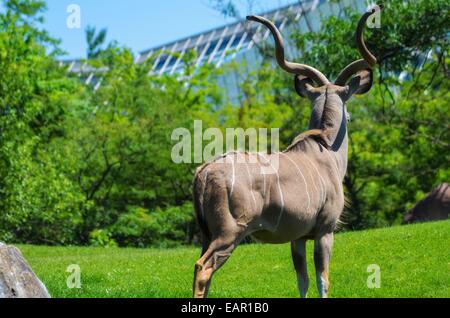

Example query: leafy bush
[89,229,118,248]
[109,203,194,248]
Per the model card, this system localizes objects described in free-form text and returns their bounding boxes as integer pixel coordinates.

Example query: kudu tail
[193,169,211,243]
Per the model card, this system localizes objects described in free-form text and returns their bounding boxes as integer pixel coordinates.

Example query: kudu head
[247,6,383,150]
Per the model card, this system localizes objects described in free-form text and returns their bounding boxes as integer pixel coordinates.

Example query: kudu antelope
[193,7,383,298]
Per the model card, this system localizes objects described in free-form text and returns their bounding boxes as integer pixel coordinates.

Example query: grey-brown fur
[192,7,383,298]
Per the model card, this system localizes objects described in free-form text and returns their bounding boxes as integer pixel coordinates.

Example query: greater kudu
[193,7,383,298]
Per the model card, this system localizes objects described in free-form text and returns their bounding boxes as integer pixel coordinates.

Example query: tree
[85,25,107,59]
[0,0,86,244]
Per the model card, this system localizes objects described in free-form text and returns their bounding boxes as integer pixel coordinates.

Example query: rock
[0,243,50,298]
[403,183,450,224]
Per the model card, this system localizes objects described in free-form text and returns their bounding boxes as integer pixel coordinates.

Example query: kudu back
[192,6,383,298]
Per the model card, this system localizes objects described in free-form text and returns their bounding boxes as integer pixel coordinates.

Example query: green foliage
[0,0,448,246]
[109,203,194,248]
[290,0,449,77]
[65,47,222,244]
[85,25,107,59]
[89,229,118,248]
[0,0,85,244]
[208,0,239,19]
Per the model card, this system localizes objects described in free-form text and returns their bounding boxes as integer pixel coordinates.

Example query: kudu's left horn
[247,15,330,86]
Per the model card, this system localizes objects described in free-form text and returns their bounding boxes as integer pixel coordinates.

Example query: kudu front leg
[291,239,309,298]
[314,233,334,298]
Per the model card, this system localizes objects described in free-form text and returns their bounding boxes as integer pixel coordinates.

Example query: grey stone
[0,243,50,298]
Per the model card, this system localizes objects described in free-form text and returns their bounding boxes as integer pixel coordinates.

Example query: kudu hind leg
[193,238,211,296]
[193,234,242,298]
[314,233,334,298]
[291,239,309,298]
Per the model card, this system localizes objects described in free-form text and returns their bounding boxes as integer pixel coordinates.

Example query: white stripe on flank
[245,162,257,209]
[280,153,311,213]
[303,155,327,206]
[230,155,236,196]
[302,153,320,196]
[256,153,267,198]
[259,153,284,230]
[262,170,266,198]
[335,152,345,178]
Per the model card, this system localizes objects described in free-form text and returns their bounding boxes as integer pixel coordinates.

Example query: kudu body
[193,7,383,298]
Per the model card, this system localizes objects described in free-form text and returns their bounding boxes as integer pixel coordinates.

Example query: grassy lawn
[19,220,450,298]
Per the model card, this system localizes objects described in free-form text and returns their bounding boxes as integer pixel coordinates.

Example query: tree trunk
[0,242,50,298]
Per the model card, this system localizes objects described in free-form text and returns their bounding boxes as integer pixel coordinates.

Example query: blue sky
[43,0,297,60]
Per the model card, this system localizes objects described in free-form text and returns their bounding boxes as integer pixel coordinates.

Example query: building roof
[135,0,325,75]
[65,0,364,89]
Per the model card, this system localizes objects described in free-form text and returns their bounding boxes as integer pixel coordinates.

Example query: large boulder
[0,242,50,298]
[403,183,450,224]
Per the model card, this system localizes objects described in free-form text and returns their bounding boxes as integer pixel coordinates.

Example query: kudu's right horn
[335,4,384,86]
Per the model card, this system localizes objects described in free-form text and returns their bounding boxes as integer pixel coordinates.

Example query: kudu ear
[294,75,320,99]
[345,69,374,97]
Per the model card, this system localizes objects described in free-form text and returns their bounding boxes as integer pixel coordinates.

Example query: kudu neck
[309,91,349,180]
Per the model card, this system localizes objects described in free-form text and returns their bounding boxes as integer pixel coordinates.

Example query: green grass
[19,221,450,298]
